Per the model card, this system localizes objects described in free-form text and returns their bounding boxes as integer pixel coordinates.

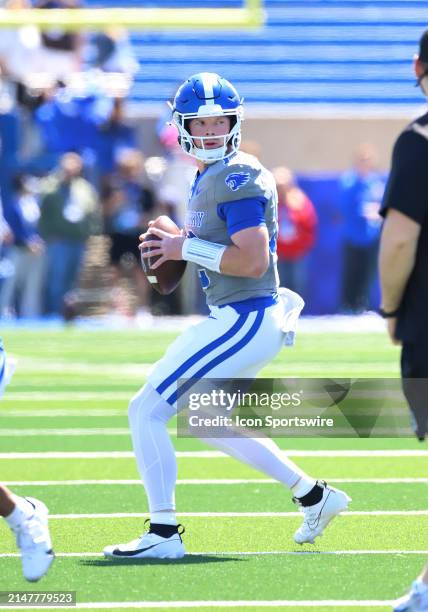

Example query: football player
[104,73,350,560]
[0,341,54,581]
[394,563,428,611]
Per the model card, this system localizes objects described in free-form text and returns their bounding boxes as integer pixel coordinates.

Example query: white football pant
[128,295,310,513]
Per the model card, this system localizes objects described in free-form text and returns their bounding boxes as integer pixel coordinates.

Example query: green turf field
[0,328,426,611]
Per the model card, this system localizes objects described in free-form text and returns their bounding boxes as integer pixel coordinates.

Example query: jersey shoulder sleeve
[214,152,273,203]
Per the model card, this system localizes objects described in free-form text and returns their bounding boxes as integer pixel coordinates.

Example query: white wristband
[182,237,226,273]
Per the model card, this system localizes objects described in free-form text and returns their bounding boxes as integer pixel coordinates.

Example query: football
[140,215,187,295]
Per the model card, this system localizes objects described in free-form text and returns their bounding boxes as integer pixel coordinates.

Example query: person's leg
[0,484,16,516]
[133,266,152,314]
[393,561,428,611]
[20,250,46,318]
[401,342,428,441]
[45,241,69,315]
[163,303,345,512]
[130,237,152,314]
[104,314,241,558]
[105,302,349,557]
[178,303,349,544]
[0,340,54,579]
[103,381,185,559]
[107,235,135,316]
[128,383,178,519]
[126,381,313,518]
[63,241,85,298]
[358,240,379,311]
[0,484,54,582]
[0,246,21,317]
[341,243,363,311]
[0,339,16,399]
[160,304,312,494]
[105,307,295,557]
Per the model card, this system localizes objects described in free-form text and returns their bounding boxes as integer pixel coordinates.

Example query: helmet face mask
[171,73,244,164]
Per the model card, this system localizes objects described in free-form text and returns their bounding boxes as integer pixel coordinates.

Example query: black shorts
[109,232,141,265]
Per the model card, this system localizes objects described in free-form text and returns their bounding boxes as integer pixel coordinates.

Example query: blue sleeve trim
[216,197,267,236]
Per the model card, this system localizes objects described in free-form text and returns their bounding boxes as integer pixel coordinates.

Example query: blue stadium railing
[82,1,428,110]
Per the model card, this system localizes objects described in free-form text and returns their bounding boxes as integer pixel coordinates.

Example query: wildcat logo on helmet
[225,172,250,192]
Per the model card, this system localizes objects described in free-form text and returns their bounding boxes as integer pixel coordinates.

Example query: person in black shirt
[380,29,428,445]
[383,33,428,612]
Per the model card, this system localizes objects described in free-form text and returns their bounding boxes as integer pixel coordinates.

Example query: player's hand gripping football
[139,221,186,270]
[139,215,187,295]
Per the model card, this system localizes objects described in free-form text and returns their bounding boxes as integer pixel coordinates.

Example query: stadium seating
[83,0,428,111]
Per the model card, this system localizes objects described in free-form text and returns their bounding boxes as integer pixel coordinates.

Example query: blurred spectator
[0,175,45,318]
[156,122,195,225]
[34,84,113,156]
[34,85,136,186]
[94,97,137,180]
[340,143,386,313]
[155,119,199,315]
[0,200,12,244]
[101,149,156,315]
[0,196,14,293]
[273,166,317,296]
[34,0,82,81]
[0,0,81,106]
[38,152,99,317]
[0,1,42,91]
[0,0,22,163]
[83,28,138,77]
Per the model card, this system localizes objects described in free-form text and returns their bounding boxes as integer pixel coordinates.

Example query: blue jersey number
[269,229,277,255]
[198,269,211,290]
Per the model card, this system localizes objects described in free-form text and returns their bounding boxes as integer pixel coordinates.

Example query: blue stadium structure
[84,0,428,112]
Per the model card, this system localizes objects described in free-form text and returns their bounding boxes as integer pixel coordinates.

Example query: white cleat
[0,356,17,400]
[15,498,54,582]
[393,580,428,611]
[293,480,351,545]
[103,526,185,560]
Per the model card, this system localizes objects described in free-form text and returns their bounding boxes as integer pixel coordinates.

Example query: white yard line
[14,360,152,376]
[0,428,132,436]
[0,409,126,417]
[0,428,177,436]
[1,429,414,437]
[0,406,408,417]
[2,392,131,401]
[1,450,427,459]
[3,478,428,486]
[42,511,428,519]
[1,551,427,558]
[0,599,398,609]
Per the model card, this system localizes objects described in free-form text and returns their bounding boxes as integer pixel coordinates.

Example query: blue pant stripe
[168,308,265,406]
[0,347,5,385]
[155,312,249,396]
